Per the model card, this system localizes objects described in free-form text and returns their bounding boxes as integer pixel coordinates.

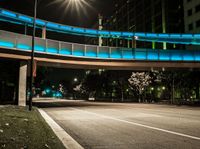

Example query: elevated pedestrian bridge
[0,30,200,69]
[0,8,200,69]
[0,8,200,45]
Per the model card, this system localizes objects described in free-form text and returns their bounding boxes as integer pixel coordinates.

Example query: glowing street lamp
[28,0,90,111]
[29,0,37,111]
[74,78,78,82]
[48,0,93,16]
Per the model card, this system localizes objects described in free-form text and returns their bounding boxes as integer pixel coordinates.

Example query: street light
[28,0,90,111]
[74,78,78,82]
[162,86,166,90]
[134,36,138,40]
[29,0,37,111]
[49,0,93,15]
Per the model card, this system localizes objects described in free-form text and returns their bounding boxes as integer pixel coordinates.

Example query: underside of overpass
[0,58,19,105]
[1,47,200,71]
[2,46,200,106]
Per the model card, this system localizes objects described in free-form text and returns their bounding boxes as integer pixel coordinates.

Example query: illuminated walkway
[1,30,200,62]
[0,8,200,62]
[0,8,200,45]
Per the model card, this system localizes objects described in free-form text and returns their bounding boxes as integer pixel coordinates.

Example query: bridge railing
[0,30,200,61]
[1,8,200,45]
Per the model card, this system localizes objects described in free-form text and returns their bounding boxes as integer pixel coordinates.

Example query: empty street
[35,99,200,149]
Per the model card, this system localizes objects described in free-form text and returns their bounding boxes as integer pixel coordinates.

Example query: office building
[87,0,184,49]
[183,0,200,50]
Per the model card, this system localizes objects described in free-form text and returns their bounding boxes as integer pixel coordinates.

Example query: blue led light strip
[0,30,199,62]
[18,15,32,22]
[0,8,200,45]
[1,10,17,18]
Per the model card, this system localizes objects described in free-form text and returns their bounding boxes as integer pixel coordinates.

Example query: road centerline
[70,107,200,141]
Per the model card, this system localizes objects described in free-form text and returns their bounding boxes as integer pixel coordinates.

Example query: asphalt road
[35,99,200,149]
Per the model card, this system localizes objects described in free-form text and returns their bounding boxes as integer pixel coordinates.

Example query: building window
[196,4,200,13]
[188,23,193,31]
[196,20,200,28]
[187,9,192,16]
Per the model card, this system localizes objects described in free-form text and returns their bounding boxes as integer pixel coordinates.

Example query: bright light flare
[134,36,139,40]
[48,0,95,18]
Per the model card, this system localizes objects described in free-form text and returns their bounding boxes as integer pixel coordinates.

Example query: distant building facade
[85,14,103,46]
[184,0,200,33]
[183,0,200,50]
[87,0,184,49]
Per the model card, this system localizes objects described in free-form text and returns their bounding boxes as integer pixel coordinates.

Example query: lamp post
[29,0,37,111]
[28,0,87,110]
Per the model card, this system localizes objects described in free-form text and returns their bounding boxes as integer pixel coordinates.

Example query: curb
[38,109,84,149]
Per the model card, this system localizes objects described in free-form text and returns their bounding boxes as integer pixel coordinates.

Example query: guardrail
[0,30,200,61]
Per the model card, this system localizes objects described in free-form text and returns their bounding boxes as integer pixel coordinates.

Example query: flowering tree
[128,72,152,102]
[73,83,87,94]
[58,84,64,94]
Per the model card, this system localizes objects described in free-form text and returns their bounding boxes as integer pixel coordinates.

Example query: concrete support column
[151,0,155,49]
[24,24,28,35]
[42,27,46,39]
[98,14,103,46]
[132,38,137,49]
[162,0,167,50]
[18,61,27,106]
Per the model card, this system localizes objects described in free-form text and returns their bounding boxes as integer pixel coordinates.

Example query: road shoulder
[38,108,84,149]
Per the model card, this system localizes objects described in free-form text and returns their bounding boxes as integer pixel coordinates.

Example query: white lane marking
[71,108,200,141]
[39,109,84,149]
[132,113,162,118]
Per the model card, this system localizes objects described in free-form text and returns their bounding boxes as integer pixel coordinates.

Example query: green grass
[0,106,65,149]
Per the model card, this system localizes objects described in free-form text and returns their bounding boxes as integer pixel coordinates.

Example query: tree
[73,83,85,99]
[73,84,82,92]
[58,84,63,93]
[73,83,86,94]
[128,72,152,102]
[160,71,197,104]
[80,73,103,99]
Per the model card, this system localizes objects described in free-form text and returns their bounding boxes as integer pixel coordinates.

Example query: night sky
[0,0,114,27]
[0,0,115,83]
[0,0,115,44]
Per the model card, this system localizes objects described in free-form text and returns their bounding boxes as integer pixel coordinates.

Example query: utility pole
[127,0,130,48]
[172,73,175,104]
[162,0,167,50]
[29,0,37,111]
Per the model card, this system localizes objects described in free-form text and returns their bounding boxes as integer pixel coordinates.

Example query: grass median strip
[0,106,65,149]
